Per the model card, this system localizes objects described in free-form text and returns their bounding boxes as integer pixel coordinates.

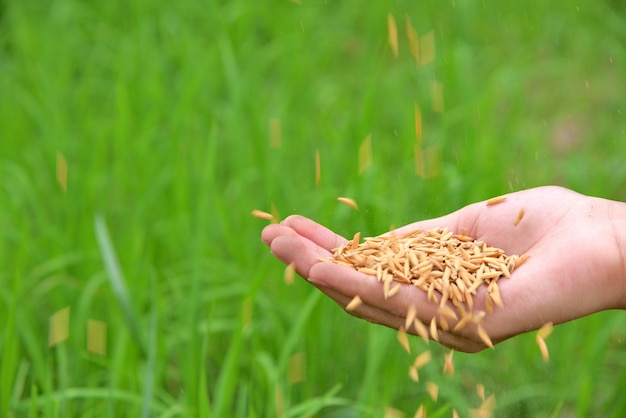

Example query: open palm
[262,186,626,352]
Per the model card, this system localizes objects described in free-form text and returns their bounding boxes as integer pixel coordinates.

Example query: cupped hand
[261,186,626,352]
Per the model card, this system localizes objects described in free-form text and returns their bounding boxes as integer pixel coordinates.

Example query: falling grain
[397,326,411,354]
[486,196,507,206]
[426,382,438,401]
[477,323,494,349]
[387,13,399,58]
[537,337,549,362]
[414,104,423,145]
[476,383,486,401]
[413,318,430,343]
[537,322,554,340]
[405,305,417,330]
[251,209,274,221]
[514,208,525,226]
[346,295,363,312]
[443,349,454,376]
[406,16,419,64]
[284,262,296,285]
[429,317,439,342]
[384,407,405,418]
[536,322,553,362]
[414,404,426,418]
[387,283,402,298]
[469,394,496,418]
[413,350,431,369]
[437,305,458,321]
[337,197,359,210]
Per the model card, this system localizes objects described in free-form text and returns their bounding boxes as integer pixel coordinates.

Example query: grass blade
[94,214,144,352]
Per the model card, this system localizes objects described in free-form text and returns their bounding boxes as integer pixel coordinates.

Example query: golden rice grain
[414,104,423,145]
[413,318,430,343]
[251,209,274,221]
[406,16,420,64]
[384,407,404,418]
[537,322,554,340]
[387,283,402,298]
[351,231,361,250]
[536,322,553,362]
[453,409,460,418]
[284,262,296,285]
[414,404,426,418]
[405,305,417,330]
[537,337,549,363]
[437,305,458,321]
[477,324,494,349]
[469,394,496,418]
[486,196,507,206]
[397,326,411,354]
[387,13,399,58]
[429,317,439,342]
[443,350,454,376]
[516,254,530,267]
[322,227,520,314]
[346,295,362,312]
[337,196,359,210]
[514,208,525,226]
[413,350,431,369]
[426,382,438,401]
[476,383,486,401]
[408,365,419,382]
[321,226,523,357]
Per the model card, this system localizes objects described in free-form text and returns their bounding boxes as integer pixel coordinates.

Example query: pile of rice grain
[323,227,528,318]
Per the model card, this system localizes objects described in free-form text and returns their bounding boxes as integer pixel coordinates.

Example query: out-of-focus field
[1,0,625,416]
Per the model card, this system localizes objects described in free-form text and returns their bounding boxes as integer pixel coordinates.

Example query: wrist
[606,199,626,309]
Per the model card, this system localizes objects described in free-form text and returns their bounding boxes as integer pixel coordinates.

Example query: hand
[261,186,626,352]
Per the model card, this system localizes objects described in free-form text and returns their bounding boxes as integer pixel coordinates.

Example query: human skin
[261,186,626,352]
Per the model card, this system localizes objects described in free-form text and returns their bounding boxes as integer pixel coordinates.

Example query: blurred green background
[1,0,626,416]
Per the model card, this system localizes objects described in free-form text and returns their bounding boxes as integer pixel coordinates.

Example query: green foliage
[1,0,625,416]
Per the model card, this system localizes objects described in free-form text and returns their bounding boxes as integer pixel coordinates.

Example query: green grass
[1,0,626,416]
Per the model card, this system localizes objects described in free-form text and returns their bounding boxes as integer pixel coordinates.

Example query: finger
[261,223,296,247]
[282,215,348,251]
[270,235,332,278]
